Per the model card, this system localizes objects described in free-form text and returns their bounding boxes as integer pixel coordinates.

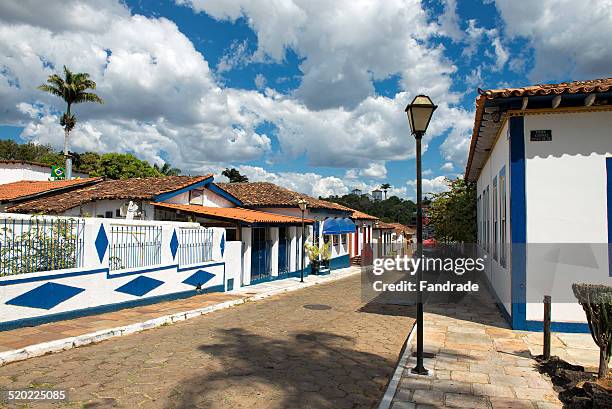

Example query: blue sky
[0,0,610,198]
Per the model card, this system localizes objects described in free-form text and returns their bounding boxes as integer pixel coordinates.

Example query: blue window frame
[493,176,498,261]
[499,167,507,267]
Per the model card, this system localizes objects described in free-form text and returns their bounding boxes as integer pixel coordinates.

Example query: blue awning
[322,217,356,234]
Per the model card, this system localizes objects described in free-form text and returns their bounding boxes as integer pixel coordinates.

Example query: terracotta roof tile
[388,223,415,235]
[346,208,379,220]
[465,77,612,181]
[374,221,396,229]
[0,178,103,201]
[153,203,314,225]
[7,175,212,214]
[477,78,612,100]
[216,182,349,212]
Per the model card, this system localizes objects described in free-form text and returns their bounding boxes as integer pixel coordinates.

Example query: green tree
[72,152,101,174]
[222,168,249,182]
[154,162,182,176]
[380,183,391,200]
[38,66,103,176]
[90,153,160,179]
[323,193,416,225]
[427,177,476,243]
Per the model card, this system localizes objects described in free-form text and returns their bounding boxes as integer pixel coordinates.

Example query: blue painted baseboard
[525,320,590,333]
[330,254,350,270]
[248,266,311,286]
[0,284,224,332]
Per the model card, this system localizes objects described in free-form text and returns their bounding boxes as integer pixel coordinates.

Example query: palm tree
[154,162,182,176]
[38,66,103,179]
[381,183,391,200]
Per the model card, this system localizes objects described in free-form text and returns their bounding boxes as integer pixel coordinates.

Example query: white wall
[241,227,252,285]
[187,188,235,208]
[524,111,612,322]
[0,214,228,327]
[477,120,512,316]
[224,241,242,290]
[0,163,88,184]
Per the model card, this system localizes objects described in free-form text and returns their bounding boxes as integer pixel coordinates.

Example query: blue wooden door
[251,228,271,282]
[278,227,289,275]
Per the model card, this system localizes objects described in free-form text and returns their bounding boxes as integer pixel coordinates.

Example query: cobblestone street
[0,274,415,409]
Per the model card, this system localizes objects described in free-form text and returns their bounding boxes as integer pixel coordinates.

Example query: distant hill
[321,193,422,226]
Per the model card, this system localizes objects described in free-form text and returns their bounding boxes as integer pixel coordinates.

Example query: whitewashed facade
[468,78,612,332]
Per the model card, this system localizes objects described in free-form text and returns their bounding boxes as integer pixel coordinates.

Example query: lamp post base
[411,366,429,376]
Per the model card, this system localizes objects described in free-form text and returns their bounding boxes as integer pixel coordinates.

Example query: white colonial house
[465,77,612,332]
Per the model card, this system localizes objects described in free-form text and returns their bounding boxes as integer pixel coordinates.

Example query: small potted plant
[304,242,320,275]
[320,241,331,273]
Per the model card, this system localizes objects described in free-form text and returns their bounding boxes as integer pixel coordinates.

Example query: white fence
[0,213,228,330]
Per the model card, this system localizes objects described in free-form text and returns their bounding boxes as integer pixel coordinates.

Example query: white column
[270,227,279,277]
[289,226,297,272]
[241,227,251,285]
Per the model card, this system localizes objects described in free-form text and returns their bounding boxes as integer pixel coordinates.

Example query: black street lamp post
[405,94,437,376]
[298,199,308,283]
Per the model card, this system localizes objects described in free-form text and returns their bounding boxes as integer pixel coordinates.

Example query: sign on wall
[530,129,552,142]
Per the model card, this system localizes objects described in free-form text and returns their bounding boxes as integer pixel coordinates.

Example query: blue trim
[208,183,243,206]
[509,115,527,330]
[0,284,225,332]
[0,267,108,286]
[108,264,178,278]
[115,276,164,297]
[249,266,311,285]
[525,320,590,333]
[7,282,86,310]
[177,261,225,272]
[0,261,226,285]
[95,224,108,263]
[153,176,213,202]
[170,229,179,260]
[182,270,215,287]
[607,158,612,276]
[329,254,350,270]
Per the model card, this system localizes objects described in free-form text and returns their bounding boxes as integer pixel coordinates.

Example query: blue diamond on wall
[220,233,225,258]
[170,229,179,260]
[115,276,164,297]
[183,270,215,288]
[7,282,85,310]
[95,224,108,263]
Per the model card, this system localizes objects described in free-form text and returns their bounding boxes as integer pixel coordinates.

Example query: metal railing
[177,228,213,265]
[109,224,162,271]
[0,216,85,276]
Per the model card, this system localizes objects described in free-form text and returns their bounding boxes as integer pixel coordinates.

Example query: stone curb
[0,269,359,367]
[378,320,417,409]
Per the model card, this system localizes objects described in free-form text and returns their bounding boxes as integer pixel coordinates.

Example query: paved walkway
[0,271,415,408]
[389,291,565,408]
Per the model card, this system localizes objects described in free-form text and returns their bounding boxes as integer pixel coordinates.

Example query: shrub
[572,283,612,378]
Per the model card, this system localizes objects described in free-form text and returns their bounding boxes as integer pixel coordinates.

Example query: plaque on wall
[530,129,552,141]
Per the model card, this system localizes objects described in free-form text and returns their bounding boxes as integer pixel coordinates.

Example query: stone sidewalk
[0,267,359,366]
[388,296,566,409]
